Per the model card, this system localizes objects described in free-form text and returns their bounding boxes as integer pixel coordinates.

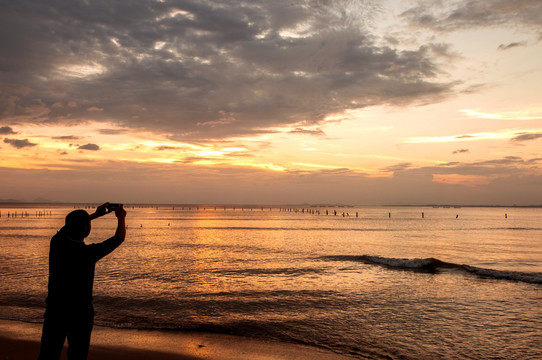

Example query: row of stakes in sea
[0,210,52,218]
[0,205,511,220]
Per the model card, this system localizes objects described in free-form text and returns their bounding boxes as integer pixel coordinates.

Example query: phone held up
[106,203,122,213]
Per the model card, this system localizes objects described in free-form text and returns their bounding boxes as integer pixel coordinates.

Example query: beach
[0,319,355,360]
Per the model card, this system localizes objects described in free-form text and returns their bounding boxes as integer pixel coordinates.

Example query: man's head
[64,209,91,239]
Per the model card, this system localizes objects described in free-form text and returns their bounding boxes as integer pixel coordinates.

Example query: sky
[1,0,542,205]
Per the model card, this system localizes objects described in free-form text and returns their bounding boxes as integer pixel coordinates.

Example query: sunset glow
[1,0,541,204]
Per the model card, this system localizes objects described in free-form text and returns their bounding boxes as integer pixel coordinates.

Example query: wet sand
[0,319,355,360]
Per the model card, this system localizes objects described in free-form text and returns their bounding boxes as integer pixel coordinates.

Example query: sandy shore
[0,319,355,360]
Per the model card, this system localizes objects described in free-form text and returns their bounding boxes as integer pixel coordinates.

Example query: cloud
[155,146,179,151]
[460,108,542,120]
[511,132,542,142]
[78,143,100,151]
[0,0,455,141]
[0,126,17,135]
[386,156,540,182]
[401,0,542,32]
[497,41,527,50]
[288,128,326,137]
[435,156,533,176]
[403,128,532,143]
[452,149,469,154]
[98,129,128,135]
[3,138,37,149]
[52,135,81,140]
[381,162,412,172]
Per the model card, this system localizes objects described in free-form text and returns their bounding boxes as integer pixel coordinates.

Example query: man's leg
[38,308,67,360]
[66,308,94,360]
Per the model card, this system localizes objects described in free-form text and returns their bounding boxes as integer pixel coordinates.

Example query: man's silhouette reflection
[38,203,126,360]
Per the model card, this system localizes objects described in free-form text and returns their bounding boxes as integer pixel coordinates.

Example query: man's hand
[90,203,109,220]
[115,205,126,219]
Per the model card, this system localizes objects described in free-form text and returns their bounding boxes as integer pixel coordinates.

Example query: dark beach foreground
[0,319,356,360]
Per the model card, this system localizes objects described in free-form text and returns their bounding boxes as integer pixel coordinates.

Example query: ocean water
[1,204,541,359]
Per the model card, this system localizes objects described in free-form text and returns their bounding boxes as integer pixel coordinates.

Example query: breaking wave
[322,255,542,284]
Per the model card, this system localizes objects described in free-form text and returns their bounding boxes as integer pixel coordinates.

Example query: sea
[1,204,541,359]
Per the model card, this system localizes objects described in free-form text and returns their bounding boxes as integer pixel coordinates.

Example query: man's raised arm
[88,204,126,262]
[114,205,126,241]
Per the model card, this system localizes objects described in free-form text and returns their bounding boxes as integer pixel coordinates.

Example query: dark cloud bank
[0,0,458,141]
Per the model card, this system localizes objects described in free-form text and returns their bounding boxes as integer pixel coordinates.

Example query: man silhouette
[38,203,126,360]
